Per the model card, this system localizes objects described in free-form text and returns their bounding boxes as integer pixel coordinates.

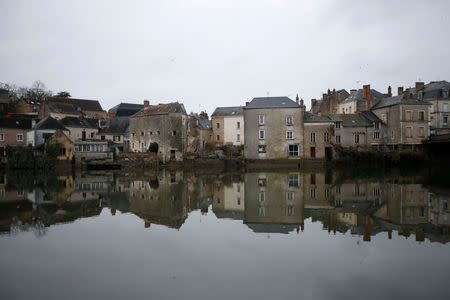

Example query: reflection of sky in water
[1,207,449,300]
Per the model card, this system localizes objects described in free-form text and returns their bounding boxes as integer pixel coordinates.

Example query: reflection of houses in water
[429,192,450,226]
[212,178,244,220]
[244,172,304,233]
[128,171,189,229]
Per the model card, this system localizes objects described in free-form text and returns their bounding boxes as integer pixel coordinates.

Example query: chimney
[398,86,403,96]
[350,89,357,95]
[296,94,299,104]
[363,85,371,110]
[403,90,410,100]
[144,100,149,108]
[415,82,424,92]
[245,101,249,106]
[300,98,304,107]
[330,88,336,114]
[311,99,316,108]
[387,86,392,97]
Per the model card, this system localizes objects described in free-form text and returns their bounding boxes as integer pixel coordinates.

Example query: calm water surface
[0,168,449,300]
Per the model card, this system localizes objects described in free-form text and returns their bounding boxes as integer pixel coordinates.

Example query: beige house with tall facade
[244,97,304,159]
[211,107,244,146]
[302,112,334,159]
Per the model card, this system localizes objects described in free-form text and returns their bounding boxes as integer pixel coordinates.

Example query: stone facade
[0,118,33,157]
[129,102,188,161]
[244,97,304,160]
[46,130,74,161]
[303,113,334,159]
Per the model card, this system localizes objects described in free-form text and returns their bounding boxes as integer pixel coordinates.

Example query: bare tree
[55,91,71,98]
[26,80,52,102]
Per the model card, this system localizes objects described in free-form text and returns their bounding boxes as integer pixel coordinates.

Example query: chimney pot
[144,100,149,108]
[387,86,392,98]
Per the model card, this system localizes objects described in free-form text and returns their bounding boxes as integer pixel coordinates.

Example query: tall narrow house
[244,96,304,159]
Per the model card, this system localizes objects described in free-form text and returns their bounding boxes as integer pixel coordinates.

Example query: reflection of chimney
[145,221,150,228]
[144,100,149,108]
[387,86,392,97]
[311,99,316,107]
[110,208,116,216]
[388,230,392,239]
[415,82,424,92]
[350,89,357,95]
[398,86,403,96]
[363,216,372,242]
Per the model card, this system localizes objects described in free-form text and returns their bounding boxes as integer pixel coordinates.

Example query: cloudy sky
[1,0,449,114]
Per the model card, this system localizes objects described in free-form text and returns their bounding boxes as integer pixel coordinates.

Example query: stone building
[411,81,449,136]
[0,117,33,157]
[371,93,430,150]
[129,102,188,161]
[97,116,131,151]
[211,106,244,146]
[27,116,70,147]
[46,130,74,161]
[338,84,387,114]
[189,113,213,151]
[60,117,99,142]
[14,97,40,117]
[302,112,334,159]
[310,88,349,116]
[330,113,384,148]
[40,97,106,119]
[244,96,304,160]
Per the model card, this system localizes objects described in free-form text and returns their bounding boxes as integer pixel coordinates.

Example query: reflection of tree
[10,216,47,237]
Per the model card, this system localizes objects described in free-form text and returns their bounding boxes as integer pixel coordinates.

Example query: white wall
[223,116,244,145]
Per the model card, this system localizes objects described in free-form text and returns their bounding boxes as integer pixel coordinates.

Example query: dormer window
[443,90,449,98]
[418,91,423,100]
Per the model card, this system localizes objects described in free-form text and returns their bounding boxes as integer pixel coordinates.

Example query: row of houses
[1,80,448,162]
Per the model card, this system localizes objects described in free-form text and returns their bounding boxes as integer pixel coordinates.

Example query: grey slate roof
[131,102,186,117]
[211,106,243,117]
[245,97,300,109]
[0,117,33,130]
[190,114,212,130]
[47,97,104,112]
[46,102,81,115]
[60,117,98,129]
[246,223,301,234]
[329,114,372,127]
[109,103,145,117]
[303,112,333,123]
[341,89,387,104]
[34,116,68,130]
[371,95,430,110]
[99,117,130,135]
[359,111,382,123]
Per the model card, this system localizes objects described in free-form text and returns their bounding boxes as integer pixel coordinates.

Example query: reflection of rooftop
[245,223,301,234]
[213,210,244,221]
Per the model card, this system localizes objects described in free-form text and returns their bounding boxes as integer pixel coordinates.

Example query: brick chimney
[387,86,392,97]
[144,100,149,108]
[330,88,336,114]
[398,87,403,96]
[363,85,371,110]
[300,98,304,107]
[415,82,424,92]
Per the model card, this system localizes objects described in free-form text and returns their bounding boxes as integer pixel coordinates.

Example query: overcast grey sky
[1,0,449,114]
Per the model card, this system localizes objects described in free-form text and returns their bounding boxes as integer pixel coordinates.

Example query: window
[430,105,434,113]
[172,131,177,136]
[286,192,294,201]
[324,132,329,142]
[444,116,448,126]
[310,132,316,142]
[17,134,23,142]
[0,133,4,141]
[419,111,425,121]
[288,174,300,188]
[374,132,380,139]
[258,178,267,186]
[418,127,424,137]
[405,110,412,121]
[310,188,316,198]
[354,134,359,144]
[258,191,265,202]
[335,122,341,129]
[286,116,293,125]
[258,145,266,153]
[286,131,293,139]
[258,115,265,125]
[237,134,240,142]
[406,127,412,138]
[216,122,220,129]
[325,189,329,199]
[157,131,160,135]
[209,134,213,141]
[113,135,121,142]
[391,130,395,139]
[288,144,299,156]
[286,206,294,216]
[349,107,352,113]
[216,135,220,141]
[443,90,449,98]
[237,197,241,205]
[335,135,341,144]
[237,121,240,129]
[374,122,380,129]
[259,130,265,140]
[258,206,265,217]
[444,104,448,112]
[310,173,316,185]
[141,132,144,136]
[90,132,94,138]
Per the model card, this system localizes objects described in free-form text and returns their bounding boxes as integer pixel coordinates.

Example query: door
[82,131,86,141]
[310,147,316,158]
[325,147,333,161]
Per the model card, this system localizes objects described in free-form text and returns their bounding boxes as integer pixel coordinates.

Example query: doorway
[325,147,333,161]
[310,147,316,158]
[170,149,176,160]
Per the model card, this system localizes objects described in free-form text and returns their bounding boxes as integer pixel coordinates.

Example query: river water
[0,167,449,300]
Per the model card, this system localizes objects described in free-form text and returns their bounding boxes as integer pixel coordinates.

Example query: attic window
[281,102,286,105]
